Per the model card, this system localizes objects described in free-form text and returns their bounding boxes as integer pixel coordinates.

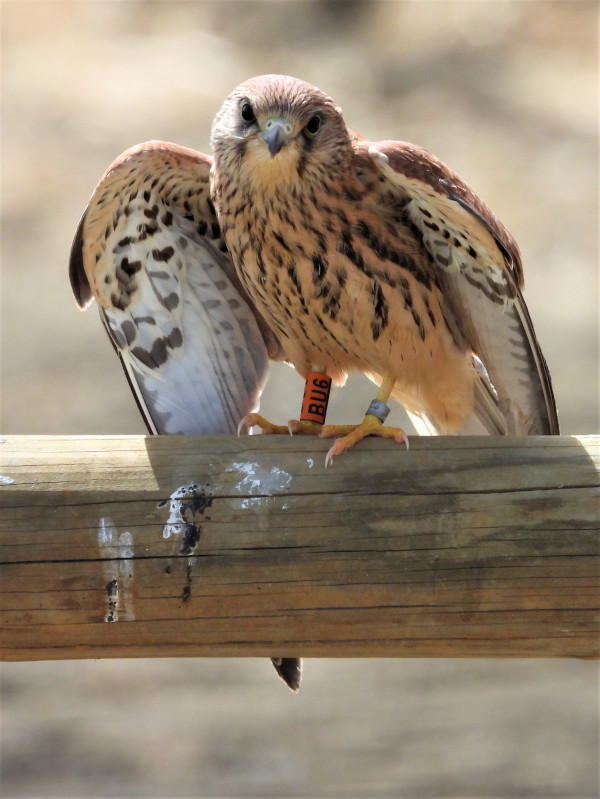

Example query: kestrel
[210,74,558,455]
[70,74,558,691]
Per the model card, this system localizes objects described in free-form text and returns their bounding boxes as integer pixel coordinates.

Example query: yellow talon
[322,414,409,468]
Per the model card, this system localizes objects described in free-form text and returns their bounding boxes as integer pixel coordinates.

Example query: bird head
[211,75,352,190]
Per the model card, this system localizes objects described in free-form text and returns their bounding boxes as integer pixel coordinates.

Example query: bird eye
[305,115,321,136]
[240,102,256,123]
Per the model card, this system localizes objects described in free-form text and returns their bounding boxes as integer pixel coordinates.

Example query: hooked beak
[260,117,294,157]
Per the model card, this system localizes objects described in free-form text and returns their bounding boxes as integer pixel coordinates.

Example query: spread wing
[69,141,282,435]
[360,138,559,435]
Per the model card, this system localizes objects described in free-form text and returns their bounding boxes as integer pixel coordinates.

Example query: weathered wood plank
[0,435,598,660]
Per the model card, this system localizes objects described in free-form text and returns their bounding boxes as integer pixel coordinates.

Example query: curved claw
[237,414,255,436]
[325,439,344,469]
[323,419,410,466]
[397,430,410,450]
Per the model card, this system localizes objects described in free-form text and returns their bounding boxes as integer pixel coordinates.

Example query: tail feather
[271,657,302,692]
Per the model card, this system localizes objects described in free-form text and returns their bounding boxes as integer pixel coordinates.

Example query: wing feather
[69,141,282,435]
[360,138,559,435]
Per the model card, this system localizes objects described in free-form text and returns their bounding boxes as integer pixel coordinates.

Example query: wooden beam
[1,435,598,661]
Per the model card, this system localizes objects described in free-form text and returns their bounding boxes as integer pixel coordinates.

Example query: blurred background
[1,1,598,797]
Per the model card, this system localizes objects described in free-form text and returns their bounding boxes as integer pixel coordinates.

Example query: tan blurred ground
[1,1,598,797]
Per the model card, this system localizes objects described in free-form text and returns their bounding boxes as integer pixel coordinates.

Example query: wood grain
[1,435,598,660]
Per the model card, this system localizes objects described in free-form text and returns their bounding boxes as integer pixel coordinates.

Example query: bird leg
[319,374,409,467]
[239,371,332,436]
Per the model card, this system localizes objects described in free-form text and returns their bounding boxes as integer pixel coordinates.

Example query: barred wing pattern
[70,141,281,435]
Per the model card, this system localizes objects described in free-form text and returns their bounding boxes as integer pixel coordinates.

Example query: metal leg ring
[365,399,390,423]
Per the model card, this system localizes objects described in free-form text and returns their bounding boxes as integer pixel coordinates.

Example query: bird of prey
[210,74,558,458]
[69,141,301,692]
[70,73,558,690]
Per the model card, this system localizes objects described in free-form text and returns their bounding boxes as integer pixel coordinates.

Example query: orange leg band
[299,372,332,424]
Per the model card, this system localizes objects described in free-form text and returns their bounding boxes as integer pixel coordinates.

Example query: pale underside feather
[102,228,271,434]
